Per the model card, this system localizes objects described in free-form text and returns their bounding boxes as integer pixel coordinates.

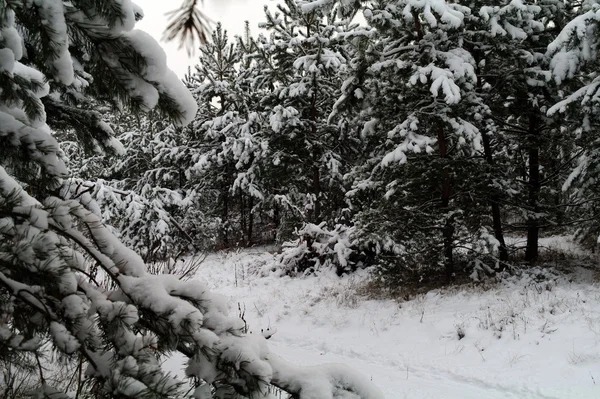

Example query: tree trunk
[472,53,509,266]
[240,191,246,246]
[491,200,508,263]
[525,114,540,264]
[412,11,423,40]
[247,196,254,246]
[481,131,509,264]
[273,203,280,243]
[221,177,229,247]
[312,165,321,222]
[310,92,321,223]
[442,222,455,280]
[437,125,454,280]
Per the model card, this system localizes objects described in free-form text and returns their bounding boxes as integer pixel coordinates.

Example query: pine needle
[162,0,213,55]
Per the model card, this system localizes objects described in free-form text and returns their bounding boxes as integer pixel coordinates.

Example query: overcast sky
[135,0,273,77]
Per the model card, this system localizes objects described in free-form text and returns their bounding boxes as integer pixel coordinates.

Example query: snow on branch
[547,78,600,115]
[298,0,364,19]
[479,1,543,40]
[382,115,436,167]
[36,0,74,85]
[1,162,384,398]
[270,355,384,399]
[402,0,468,29]
[547,6,600,84]
[411,64,461,104]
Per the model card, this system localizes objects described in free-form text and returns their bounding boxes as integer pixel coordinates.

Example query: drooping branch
[0,271,100,372]
[269,354,384,399]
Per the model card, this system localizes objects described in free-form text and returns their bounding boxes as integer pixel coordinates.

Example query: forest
[2,0,600,398]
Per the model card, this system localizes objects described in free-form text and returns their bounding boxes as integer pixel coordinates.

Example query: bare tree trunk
[473,57,509,266]
[481,131,509,264]
[438,125,454,280]
[525,114,540,264]
[247,196,254,246]
[310,92,321,223]
[240,191,246,246]
[221,177,229,247]
[273,201,280,242]
[312,164,321,222]
[412,11,423,40]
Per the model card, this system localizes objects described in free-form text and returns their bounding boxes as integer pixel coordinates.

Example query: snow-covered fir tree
[185,23,264,247]
[474,0,580,264]
[251,0,353,227]
[306,0,587,284]
[187,1,358,251]
[60,111,204,262]
[545,1,600,249]
[335,1,497,282]
[6,0,600,393]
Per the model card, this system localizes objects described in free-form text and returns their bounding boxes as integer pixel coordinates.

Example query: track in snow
[270,339,578,399]
[163,249,600,399]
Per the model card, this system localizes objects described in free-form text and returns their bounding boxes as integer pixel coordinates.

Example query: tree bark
[437,125,454,280]
[273,202,280,242]
[310,92,321,223]
[247,195,254,246]
[472,52,509,266]
[412,11,423,40]
[221,177,229,247]
[240,191,246,245]
[312,164,321,222]
[481,131,509,264]
[525,114,540,264]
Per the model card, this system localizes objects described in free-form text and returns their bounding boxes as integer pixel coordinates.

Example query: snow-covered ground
[165,241,600,398]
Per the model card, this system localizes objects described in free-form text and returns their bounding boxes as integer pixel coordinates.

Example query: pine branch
[163,0,212,55]
[0,270,100,372]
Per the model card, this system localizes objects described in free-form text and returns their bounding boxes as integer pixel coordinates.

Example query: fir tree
[476,1,579,264]
[340,1,492,281]
[246,0,355,236]
[546,1,600,250]
[186,23,257,246]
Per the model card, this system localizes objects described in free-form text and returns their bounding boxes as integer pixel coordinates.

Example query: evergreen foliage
[78,0,600,283]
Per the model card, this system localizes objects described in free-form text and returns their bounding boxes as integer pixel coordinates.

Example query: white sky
[135,0,274,77]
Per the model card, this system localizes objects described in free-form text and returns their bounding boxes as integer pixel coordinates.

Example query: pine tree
[321,0,585,284]
[61,111,204,262]
[187,2,357,249]
[476,1,580,264]
[185,23,257,247]
[245,0,355,239]
[338,1,495,282]
[546,1,600,250]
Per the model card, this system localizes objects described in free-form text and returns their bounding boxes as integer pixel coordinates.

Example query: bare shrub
[148,254,205,280]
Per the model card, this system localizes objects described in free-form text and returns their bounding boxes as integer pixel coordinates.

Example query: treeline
[67,0,600,284]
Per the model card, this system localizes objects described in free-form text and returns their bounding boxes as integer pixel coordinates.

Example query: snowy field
[165,239,600,398]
